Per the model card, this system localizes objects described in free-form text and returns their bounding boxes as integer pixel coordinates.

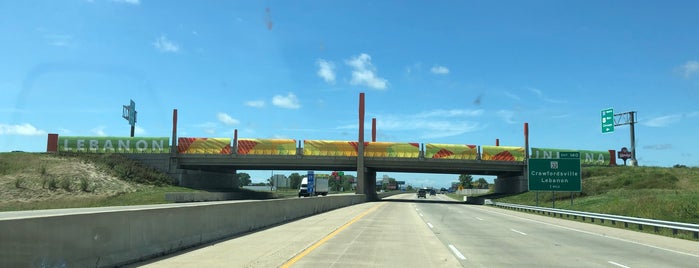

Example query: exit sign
[528,151,581,192]
[601,108,614,133]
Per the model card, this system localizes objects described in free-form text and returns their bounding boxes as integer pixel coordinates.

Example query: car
[429,189,436,196]
[417,189,427,198]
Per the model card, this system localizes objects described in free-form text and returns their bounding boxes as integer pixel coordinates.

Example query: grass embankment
[0,152,198,212]
[497,166,699,224]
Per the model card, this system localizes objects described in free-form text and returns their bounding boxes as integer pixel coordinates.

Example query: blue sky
[2,1,699,188]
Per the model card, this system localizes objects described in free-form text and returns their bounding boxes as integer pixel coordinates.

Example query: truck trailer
[298,177,329,197]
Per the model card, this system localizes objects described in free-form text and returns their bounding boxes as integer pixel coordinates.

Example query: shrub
[14,177,25,188]
[39,164,48,176]
[47,178,58,190]
[60,178,72,191]
[79,177,91,192]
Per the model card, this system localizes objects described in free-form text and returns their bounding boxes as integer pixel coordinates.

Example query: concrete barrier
[0,195,366,267]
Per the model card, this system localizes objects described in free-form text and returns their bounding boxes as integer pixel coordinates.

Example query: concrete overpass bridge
[49,93,533,200]
[124,145,528,201]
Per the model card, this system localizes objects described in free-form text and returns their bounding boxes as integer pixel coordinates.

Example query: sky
[2,0,699,188]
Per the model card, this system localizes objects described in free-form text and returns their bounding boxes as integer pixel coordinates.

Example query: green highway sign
[528,152,581,192]
[601,108,614,133]
[559,152,580,159]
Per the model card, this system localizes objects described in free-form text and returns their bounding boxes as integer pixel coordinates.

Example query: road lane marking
[475,207,699,259]
[280,203,385,268]
[448,244,467,260]
[608,261,630,268]
[419,213,424,217]
[427,223,434,229]
[475,217,483,221]
[510,229,527,236]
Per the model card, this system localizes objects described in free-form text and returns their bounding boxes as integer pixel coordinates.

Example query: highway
[132,194,699,267]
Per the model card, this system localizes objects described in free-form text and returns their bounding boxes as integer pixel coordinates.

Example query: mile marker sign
[601,108,614,133]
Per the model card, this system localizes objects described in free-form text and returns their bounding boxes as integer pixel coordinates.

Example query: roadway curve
[132,194,699,267]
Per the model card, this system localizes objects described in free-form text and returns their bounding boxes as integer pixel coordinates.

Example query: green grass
[497,165,699,224]
[0,186,199,211]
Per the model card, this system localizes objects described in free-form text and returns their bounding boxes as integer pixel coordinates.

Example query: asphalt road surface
[132,193,699,267]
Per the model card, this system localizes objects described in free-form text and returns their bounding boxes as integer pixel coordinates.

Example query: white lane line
[448,244,467,260]
[475,217,483,221]
[419,213,424,217]
[427,222,434,229]
[608,261,630,268]
[474,207,699,259]
[510,229,527,236]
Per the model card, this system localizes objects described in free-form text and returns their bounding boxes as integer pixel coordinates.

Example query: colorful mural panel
[425,144,478,159]
[178,138,231,154]
[237,139,296,155]
[364,142,420,158]
[481,146,525,161]
[303,140,358,156]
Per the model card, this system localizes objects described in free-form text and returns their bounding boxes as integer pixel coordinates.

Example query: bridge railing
[492,202,699,240]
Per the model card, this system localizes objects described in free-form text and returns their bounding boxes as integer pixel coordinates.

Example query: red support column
[372,118,376,142]
[524,123,529,159]
[608,150,617,166]
[172,109,178,155]
[46,133,58,153]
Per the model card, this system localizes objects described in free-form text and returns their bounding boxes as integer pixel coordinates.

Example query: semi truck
[298,177,329,197]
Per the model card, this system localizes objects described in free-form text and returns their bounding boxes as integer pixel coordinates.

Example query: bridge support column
[364,169,378,201]
[494,175,527,194]
[175,169,238,191]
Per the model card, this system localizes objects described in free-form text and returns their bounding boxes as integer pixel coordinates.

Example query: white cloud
[528,87,566,103]
[134,126,146,135]
[112,0,140,5]
[316,59,336,83]
[153,35,179,53]
[45,34,74,47]
[346,53,388,90]
[643,144,672,150]
[678,60,699,78]
[197,122,217,134]
[415,109,483,118]
[272,93,301,109]
[0,123,46,136]
[90,126,107,136]
[338,109,482,139]
[405,62,422,76]
[503,91,522,101]
[217,112,240,126]
[245,100,266,108]
[496,110,518,124]
[641,112,699,127]
[430,65,450,75]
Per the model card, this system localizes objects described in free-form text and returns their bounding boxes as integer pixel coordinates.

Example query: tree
[235,172,251,187]
[477,178,489,189]
[406,185,414,191]
[289,173,302,189]
[459,174,473,189]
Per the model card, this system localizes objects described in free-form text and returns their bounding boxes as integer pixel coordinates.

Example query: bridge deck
[176,154,525,175]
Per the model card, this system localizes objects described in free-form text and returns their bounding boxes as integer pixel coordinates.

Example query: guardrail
[492,202,699,240]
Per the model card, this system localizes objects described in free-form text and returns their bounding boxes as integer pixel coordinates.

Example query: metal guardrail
[493,202,699,240]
